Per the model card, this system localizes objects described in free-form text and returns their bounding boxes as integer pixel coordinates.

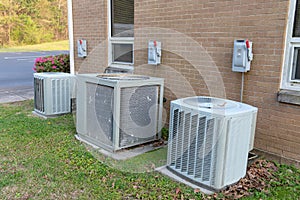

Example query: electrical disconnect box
[232,39,253,72]
[77,39,87,58]
[148,40,161,65]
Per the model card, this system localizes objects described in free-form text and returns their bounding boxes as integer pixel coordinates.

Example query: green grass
[0,40,69,52]
[0,100,299,199]
[241,162,300,200]
[0,101,202,199]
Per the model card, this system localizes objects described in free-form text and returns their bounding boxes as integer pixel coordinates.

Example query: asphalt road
[0,51,68,89]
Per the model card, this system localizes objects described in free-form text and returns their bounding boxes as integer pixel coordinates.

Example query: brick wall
[72,0,108,73]
[73,0,300,166]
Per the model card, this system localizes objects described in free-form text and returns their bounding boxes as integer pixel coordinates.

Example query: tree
[50,0,68,40]
[0,0,68,47]
[0,0,20,45]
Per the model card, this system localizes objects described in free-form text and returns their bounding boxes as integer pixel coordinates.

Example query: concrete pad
[155,166,215,195]
[75,134,166,160]
[98,144,164,160]
[31,111,65,119]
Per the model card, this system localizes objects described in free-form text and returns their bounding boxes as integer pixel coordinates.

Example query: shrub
[33,54,70,73]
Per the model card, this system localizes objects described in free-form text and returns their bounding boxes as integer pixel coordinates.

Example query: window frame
[107,0,134,70]
[290,43,300,82]
[281,0,300,90]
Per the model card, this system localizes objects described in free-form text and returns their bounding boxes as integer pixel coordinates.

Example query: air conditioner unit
[76,73,164,152]
[167,96,257,191]
[33,72,74,117]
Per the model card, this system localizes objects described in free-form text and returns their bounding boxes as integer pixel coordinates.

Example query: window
[292,47,300,80]
[282,0,300,90]
[108,0,134,67]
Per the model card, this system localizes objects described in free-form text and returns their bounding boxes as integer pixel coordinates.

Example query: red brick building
[68,0,300,167]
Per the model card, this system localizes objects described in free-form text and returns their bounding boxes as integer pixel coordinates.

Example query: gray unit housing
[33,72,74,116]
[76,74,164,152]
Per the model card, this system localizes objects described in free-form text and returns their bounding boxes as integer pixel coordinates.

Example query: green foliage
[0,0,68,47]
[161,127,169,141]
[34,54,70,73]
[11,14,53,45]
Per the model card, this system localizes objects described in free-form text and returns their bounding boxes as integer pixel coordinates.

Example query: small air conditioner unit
[33,72,74,117]
[76,73,164,152]
[167,96,257,191]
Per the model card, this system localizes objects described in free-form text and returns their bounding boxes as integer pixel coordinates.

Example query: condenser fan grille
[168,108,219,185]
[51,78,70,114]
[86,83,114,147]
[34,77,45,112]
[119,86,158,147]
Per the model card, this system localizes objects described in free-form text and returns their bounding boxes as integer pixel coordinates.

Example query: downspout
[67,0,75,75]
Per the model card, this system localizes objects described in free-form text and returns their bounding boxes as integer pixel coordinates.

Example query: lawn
[0,100,299,199]
[0,41,69,52]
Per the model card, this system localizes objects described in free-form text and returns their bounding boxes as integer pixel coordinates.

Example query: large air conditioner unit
[33,72,74,117]
[167,96,257,191]
[76,73,164,152]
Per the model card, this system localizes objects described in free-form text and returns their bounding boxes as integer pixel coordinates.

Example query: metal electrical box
[77,39,87,58]
[148,40,161,65]
[232,39,253,72]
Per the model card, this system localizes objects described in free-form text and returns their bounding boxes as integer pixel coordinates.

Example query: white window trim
[107,0,134,69]
[281,0,300,90]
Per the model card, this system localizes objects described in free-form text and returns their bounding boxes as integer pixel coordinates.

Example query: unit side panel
[85,83,114,148]
[223,115,253,184]
[119,85,158,147]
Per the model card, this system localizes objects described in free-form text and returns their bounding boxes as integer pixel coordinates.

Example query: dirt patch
[1,186,31,200]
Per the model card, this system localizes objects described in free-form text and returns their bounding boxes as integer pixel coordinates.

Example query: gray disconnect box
[232,39,253,72]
